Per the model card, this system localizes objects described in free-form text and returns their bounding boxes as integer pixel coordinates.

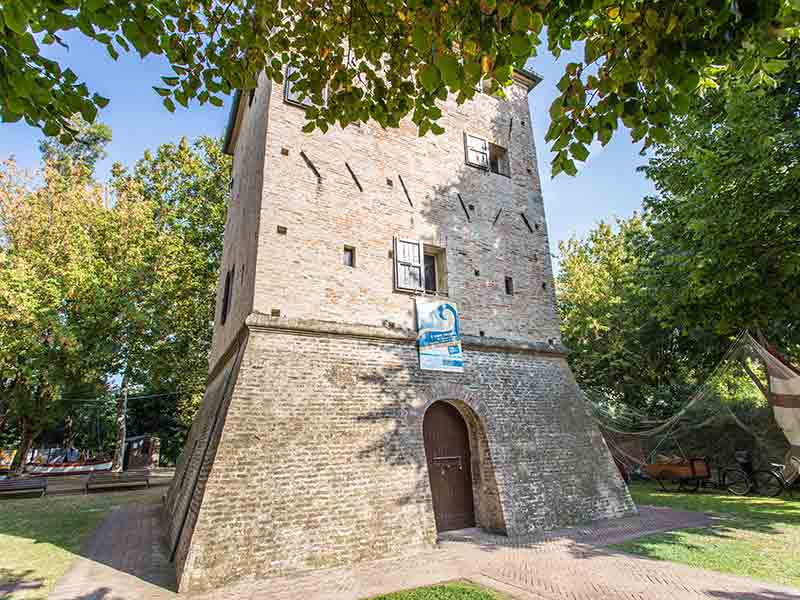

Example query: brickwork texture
[165,68,635,594]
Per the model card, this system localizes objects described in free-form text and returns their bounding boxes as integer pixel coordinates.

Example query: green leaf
[418,64,440,93]
[2,2,30,35]
[80,101,97,122]
[412,26,429,55]
[649,127,669,144]
[510,33,530,58]
[437,55,460,88]
[163,97,176,112]
[512,6,532,32]
[43,121,60,137]
[570,142,589,162]
[575,127,593,145]
[93,94,110,108]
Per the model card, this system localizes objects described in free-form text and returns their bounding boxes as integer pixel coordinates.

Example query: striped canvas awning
[747,333,800,473]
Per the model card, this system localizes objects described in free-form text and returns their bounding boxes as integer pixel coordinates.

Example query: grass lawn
[370,581,508,599]
[614,481,800,588]
[0,486,162,600]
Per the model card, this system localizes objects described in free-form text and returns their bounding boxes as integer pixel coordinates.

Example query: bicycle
[750,455,800,498]
[698,462,752,496]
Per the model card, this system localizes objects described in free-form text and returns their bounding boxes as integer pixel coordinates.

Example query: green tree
[557,53,800,419]
[2,1,798,173]
[105,137,229,465]
[556,216,726,416]
[642,53,800,351]
[0,160,113,472]
[38,114,112,177]
[111,136,228,400]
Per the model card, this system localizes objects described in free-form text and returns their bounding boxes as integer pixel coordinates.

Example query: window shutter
[464,133,489,169]
[393,237,423,292]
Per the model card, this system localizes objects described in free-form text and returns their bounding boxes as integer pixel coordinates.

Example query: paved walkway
[50,503,176,600]
[51,503,800,600]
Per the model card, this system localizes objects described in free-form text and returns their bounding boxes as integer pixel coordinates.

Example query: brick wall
[173,319,634,593]
[167,69,636,594]
[208,73,559,372]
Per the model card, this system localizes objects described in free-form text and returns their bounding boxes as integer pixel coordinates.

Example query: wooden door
[423,402,475,531]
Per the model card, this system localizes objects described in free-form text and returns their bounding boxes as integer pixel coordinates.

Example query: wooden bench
[0,478,47,497]
[85,471,150,493]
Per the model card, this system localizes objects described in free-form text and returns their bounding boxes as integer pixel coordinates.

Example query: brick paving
[52,502,800,600]
[50,502,175,600]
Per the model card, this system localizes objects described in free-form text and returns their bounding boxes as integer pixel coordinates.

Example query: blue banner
[416,299,464,372]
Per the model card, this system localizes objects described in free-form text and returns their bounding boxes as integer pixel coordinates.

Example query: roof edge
[221,67,543,153]
[222,90,243,156]
[513,67,543,91]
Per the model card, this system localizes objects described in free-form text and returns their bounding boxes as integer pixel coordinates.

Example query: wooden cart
[644,457,710,492]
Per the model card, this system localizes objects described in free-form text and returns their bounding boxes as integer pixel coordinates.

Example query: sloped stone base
[165,319,634,593]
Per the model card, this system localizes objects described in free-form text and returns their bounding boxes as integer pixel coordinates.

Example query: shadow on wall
[355,362,507,534]
[350,79,556,517]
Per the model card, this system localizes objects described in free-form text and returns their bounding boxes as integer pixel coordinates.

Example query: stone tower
[164,67,635,593]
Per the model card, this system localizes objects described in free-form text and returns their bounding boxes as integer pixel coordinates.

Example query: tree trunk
[740,358,769,400]
[63,415,73,450]
[111,371,130,472]
[13,419,34,477]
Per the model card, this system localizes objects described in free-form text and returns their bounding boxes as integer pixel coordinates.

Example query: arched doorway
[423,401,475,531]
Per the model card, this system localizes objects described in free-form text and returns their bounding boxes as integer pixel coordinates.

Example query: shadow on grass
[0,568,43,597]
[706,590,800,600]
[629,481,800,534]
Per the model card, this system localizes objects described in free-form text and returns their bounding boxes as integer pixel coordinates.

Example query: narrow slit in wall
[520,212,534,234]
[300,150,322,180]
[492,208,503,226]
[345,162,363,192]
[457,193,471,223]
[398,174,414,208]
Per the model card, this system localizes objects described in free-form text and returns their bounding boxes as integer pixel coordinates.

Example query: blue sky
[0,34,654,257]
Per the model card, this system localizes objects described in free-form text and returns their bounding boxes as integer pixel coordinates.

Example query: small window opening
[343,246,356,267]
[505,276,514,296]
[394,239,447,295]
[284,65,326,109]
[474,269,480,276]
[270,308,281,317]
[479,330,485,337]
[489,143,510,177]
[424,254,437,294]
[248,89,255,107]
[277,225,287,235]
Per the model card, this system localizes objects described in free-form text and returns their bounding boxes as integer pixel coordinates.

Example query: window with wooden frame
[489,143,510,177]
[393,238,423,292]
[464,133,489,169]
[284,65,326,109]
[464,132,510,177]
[393,238,447,295]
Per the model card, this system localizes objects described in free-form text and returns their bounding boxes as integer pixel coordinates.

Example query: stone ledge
[244,313,568,357]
